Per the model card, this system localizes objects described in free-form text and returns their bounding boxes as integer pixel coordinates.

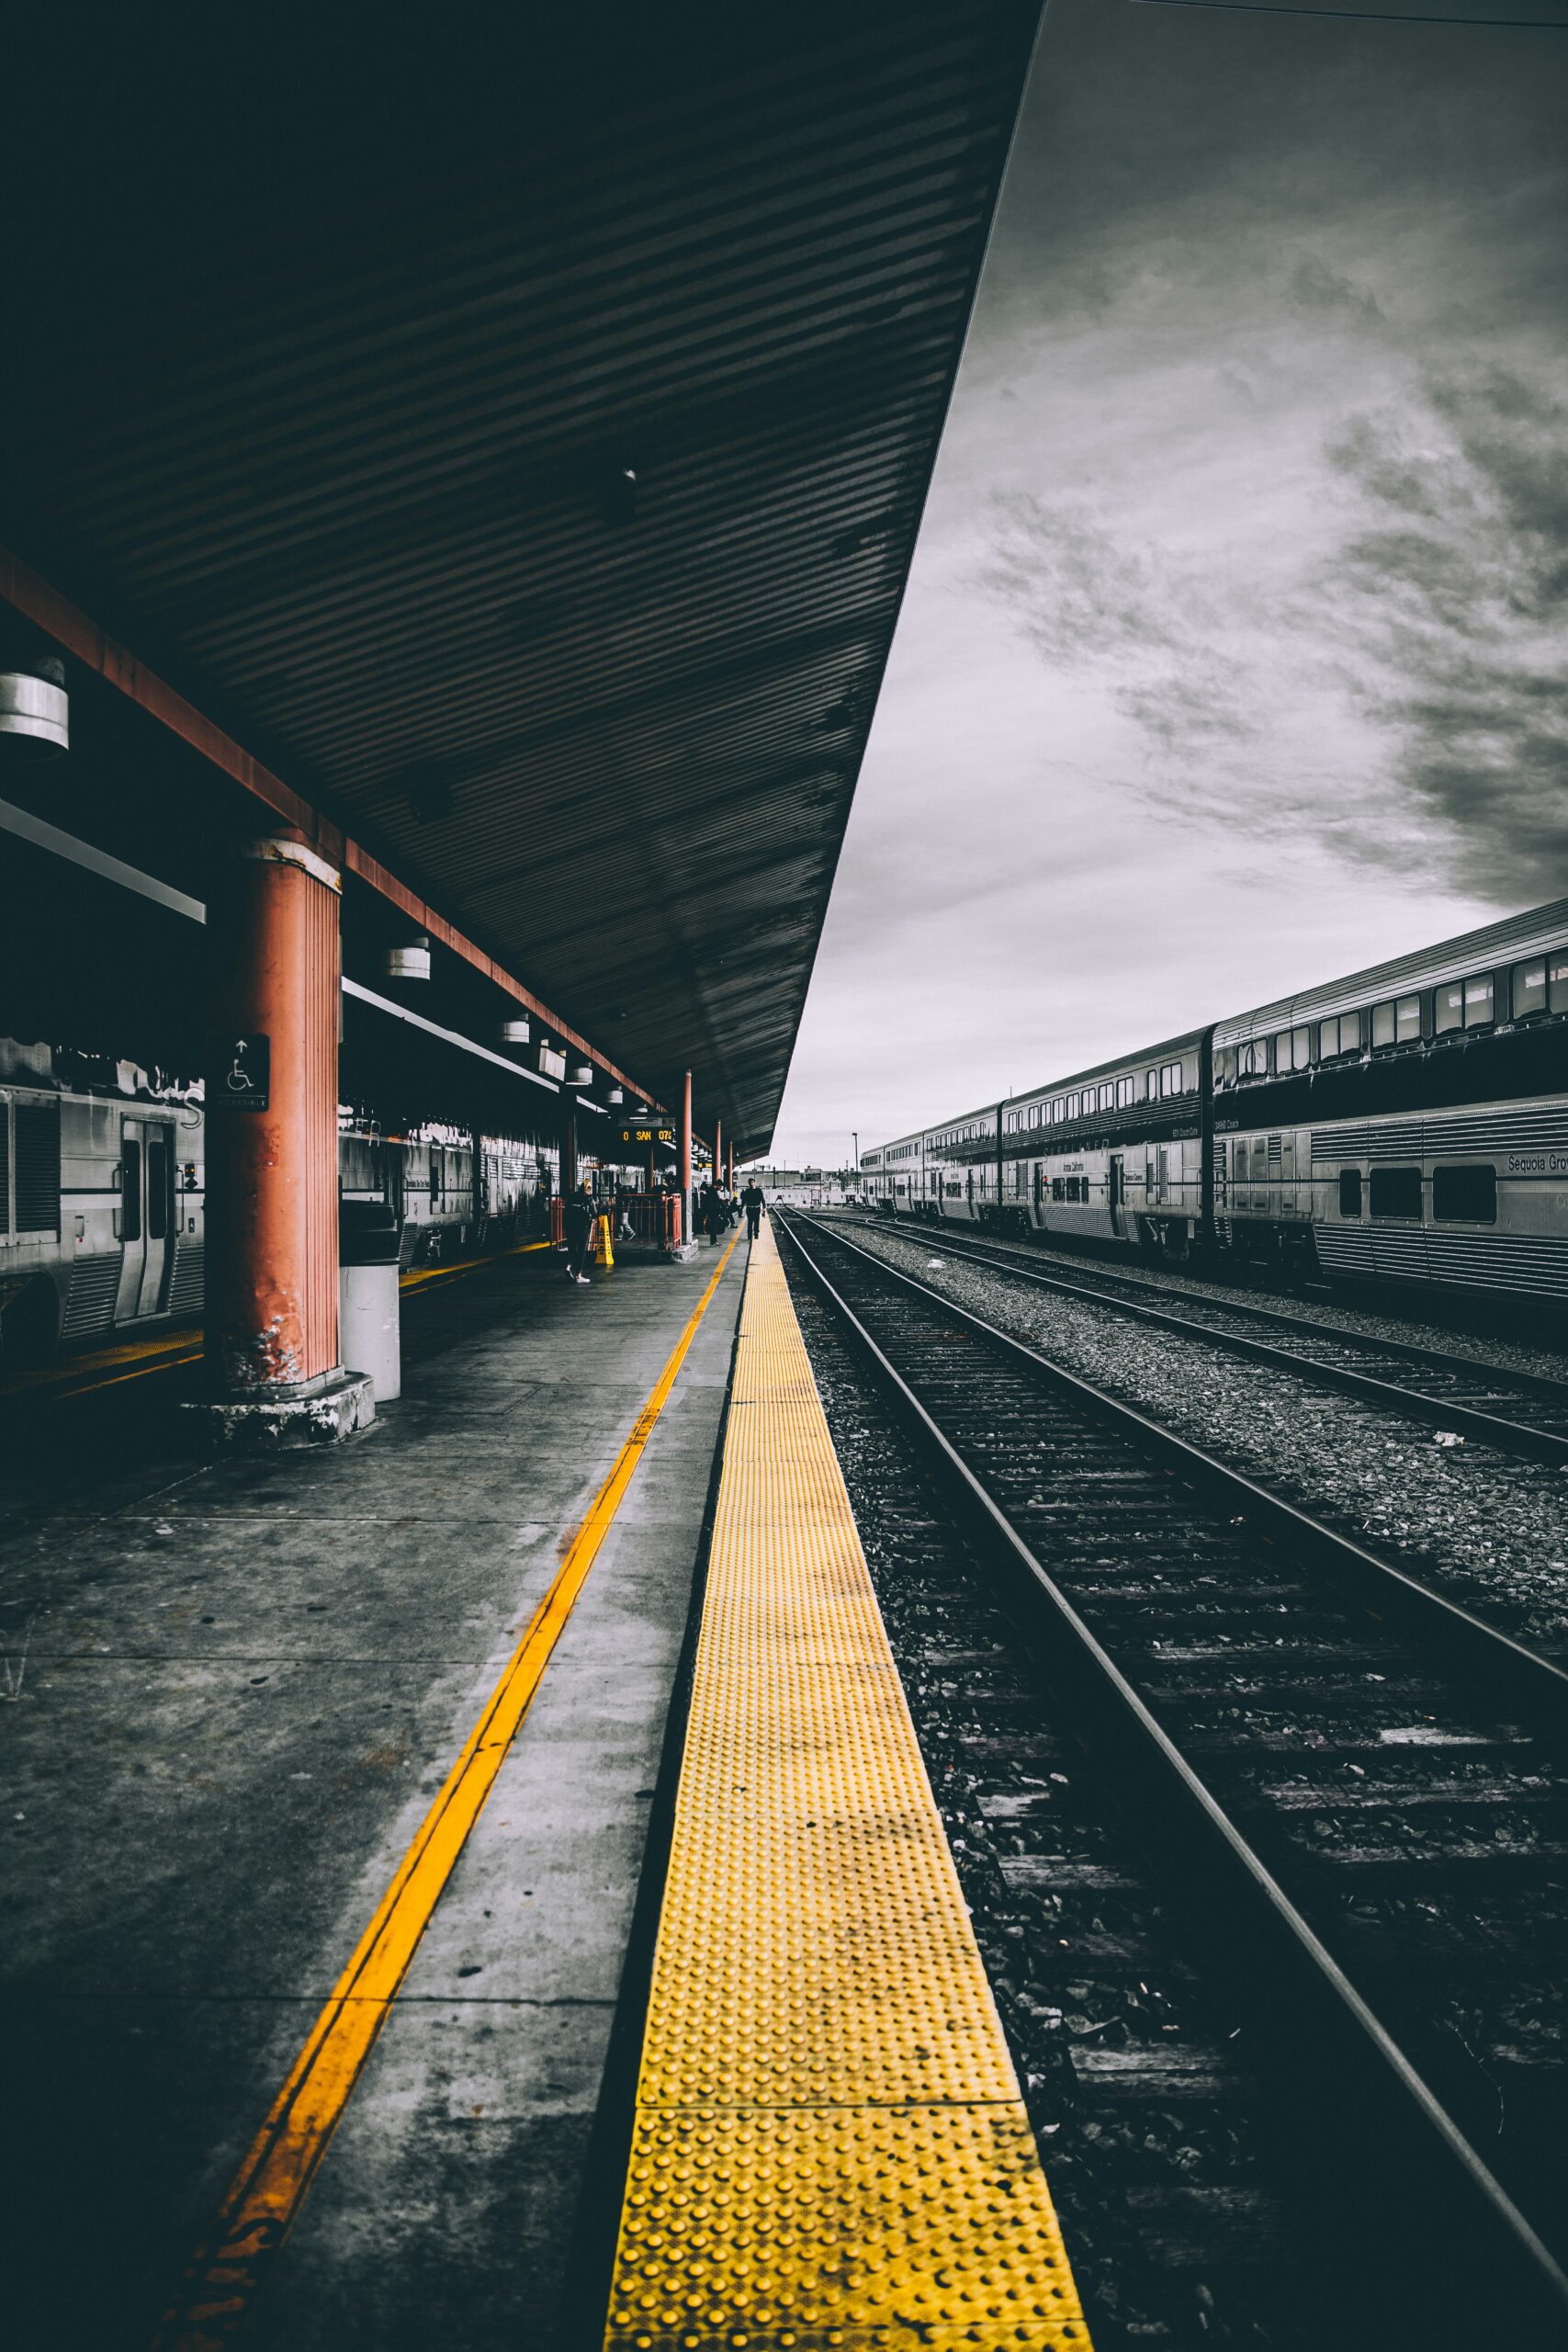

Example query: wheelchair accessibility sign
[210,1034,270,1111]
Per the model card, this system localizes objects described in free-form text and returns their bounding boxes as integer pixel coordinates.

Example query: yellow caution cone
[593,1214,615,1269]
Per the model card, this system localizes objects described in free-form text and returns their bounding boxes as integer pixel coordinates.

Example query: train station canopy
[0,6,1040,1156]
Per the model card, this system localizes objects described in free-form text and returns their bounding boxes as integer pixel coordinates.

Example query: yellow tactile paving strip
[602,1224,1089,2352]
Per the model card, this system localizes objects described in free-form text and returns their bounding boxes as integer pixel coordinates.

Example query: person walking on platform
[564,1179,596,1284]
[740,1179,764,1240]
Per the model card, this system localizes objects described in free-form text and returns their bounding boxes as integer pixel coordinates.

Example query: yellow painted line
[602,1223,1090,2351]
[3,1238,558,1405]
[397,1235,556,1291]
[152,1228,742,2352]
[0,1320,200,1400]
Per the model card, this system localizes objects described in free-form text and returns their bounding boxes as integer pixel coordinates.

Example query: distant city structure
[738,1163,856,1206]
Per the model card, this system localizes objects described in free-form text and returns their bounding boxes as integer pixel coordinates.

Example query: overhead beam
[0,542,667,1111]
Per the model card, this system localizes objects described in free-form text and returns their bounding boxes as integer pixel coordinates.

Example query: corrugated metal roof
[0,6,1041,1155]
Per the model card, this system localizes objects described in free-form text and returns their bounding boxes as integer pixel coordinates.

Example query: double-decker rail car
[856,1145,889,1212]
[865,896,1568,1304]
[924,1102,1003,1225]
[879,1128,940,1223]
[1213,899,1568,1299]
[0,1040,575,1360]
[1001,1030,1209,1257]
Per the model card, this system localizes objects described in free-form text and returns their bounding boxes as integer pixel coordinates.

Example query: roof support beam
[0,542,665,1110]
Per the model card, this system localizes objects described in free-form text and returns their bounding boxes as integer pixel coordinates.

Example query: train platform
[4,1220,1089,2351]
[2,1232,746,2351]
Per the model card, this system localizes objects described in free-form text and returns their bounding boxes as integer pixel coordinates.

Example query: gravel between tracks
[845,1217,1568,1387]
[807,1216,1568,1654]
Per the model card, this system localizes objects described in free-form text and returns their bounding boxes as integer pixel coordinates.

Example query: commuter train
[0,1036,580,1360]
[861,899,1568,1302]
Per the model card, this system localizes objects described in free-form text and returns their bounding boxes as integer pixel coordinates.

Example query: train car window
[1396,994,1422,1043]
[1512,958,1547,1018]
[1213,1046,1236,1085]
[1339,1010,1362,1053]
[1116,1076,1134,1108]
[1432,1163,1495,1223]
[1434,982,1463,1035]
[1371,1001,1395,1048]
[1370,1166,1422,1219]
[1051,1177,1065,1202]
[14,1101,62,1235]
[122,1142,142,1241]
[1462,975,1495,1029]
[1551,954,1568,1013]
[1097,1083,1113,1111]
[1338,1168,1363,1217]
[147,1138,169,1241]
[1160,1060,1183,1095]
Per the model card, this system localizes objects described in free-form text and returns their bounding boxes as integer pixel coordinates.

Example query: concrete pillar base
[181,1368,375,1454]
[667,1239,702,1263]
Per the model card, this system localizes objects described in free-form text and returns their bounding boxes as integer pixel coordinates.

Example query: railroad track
[836,1216,1568,1466]
[781,1209,1568,2343]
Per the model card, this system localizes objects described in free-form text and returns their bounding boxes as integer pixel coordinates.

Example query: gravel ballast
[855,1218,1568,1387]
[808,1216,1568,1654]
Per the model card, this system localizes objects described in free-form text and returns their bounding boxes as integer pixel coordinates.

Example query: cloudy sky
[764,0,1568,1169]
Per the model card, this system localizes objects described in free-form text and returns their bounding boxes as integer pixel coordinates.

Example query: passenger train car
[0,1037,572,1361]
[864,898,1568,1302]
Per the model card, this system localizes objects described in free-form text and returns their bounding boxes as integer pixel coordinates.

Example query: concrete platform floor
[0,1233,748,2351]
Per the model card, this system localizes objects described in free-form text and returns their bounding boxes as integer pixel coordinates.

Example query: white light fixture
[569,1063,592,1088]
[0,657,68,759]
[607,1086,624,1105]
[500,1018,531,1046]
[386,936,431,983]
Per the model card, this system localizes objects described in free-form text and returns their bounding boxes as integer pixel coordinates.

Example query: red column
[680,1071,693,1195]
[204,835,343,1400]
[714,1116,722,1195]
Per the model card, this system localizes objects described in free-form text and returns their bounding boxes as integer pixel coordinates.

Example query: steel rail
[779,1208,1568,2343]
[847,1216,1568,1467]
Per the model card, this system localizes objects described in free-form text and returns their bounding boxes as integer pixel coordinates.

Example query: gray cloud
[765,0,1568,1167]
[1324,367,1568,898]
[970,359,1568,906]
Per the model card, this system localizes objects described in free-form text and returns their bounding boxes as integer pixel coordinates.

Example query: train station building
[0,13,1058,2351]
[11,13,1566,2351]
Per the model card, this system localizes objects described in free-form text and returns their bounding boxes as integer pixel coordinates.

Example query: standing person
[702,1181,726,1247]
[564,1178,596,1284]
[740,1178,764,1240]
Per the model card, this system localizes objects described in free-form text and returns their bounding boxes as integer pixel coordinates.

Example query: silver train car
[1213,900,1568,1299]
[0,1041,566,1362]
[863,897,1568,1302]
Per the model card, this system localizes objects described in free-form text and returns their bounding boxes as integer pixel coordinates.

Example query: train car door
[1108,1154,1125,1235]
[115,1116,173,1321]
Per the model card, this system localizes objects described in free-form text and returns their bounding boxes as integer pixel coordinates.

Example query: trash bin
[339,1198,401,1405]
